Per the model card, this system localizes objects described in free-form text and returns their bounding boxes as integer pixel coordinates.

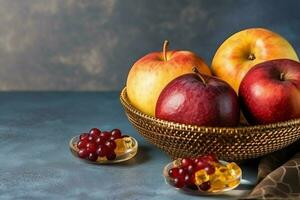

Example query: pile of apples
[126,28,300,126]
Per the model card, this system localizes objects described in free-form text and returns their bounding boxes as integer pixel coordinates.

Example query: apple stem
[192,67,207,85]
[280,72,285,81]
[163,40,169,61]
[248,53,256,60]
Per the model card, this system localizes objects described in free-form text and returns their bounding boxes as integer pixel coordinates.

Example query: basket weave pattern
[120,87,300,161]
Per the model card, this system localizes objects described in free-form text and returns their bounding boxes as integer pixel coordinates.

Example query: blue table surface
[0,92,257,200]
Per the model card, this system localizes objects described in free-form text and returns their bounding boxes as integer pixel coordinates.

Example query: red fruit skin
[86,142,97,153]
[111,129,122,139]
[78,149,89,158]
[100,132,111,141]
[106,152,116,160]
[239,59,300,125]
[89,128,101,137]
[204,164,215,175]
[155,73,239,127]
[168,167,180,178]
[181,158,193,168]
[199,181,211,191]
[95,137,105,146]
[173,177,185,188]
[184,174,195,186]
[88,153,98,161]
[96,145,110,157]
[79,133,89,141]
[77,140,87,149]
[105,140,116,150]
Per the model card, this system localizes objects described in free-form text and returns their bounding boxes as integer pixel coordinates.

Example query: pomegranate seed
[106,152,116,160]
[89,128,101,138]
[186,164,196,174]
[184,174,195,186]
[95,136,105,146]
[204,164,215,175]
[79,133,89,141]
[196,160,206,170]
[105,140,116,150]
[86,142,97,153]
[88,152,98,161]
[193,158,200,164]
[87,135,95,142]
[96,145,110,157]
[181,158,193,168]
[205,154,218,162]
[77,140,87,149]
[111,129,122,139]
[199,181,211,191]
[100,131,111,141]
[168,167,180,178]
[178,167,187,178]
[173,177,184,188]
[78,149,89,158]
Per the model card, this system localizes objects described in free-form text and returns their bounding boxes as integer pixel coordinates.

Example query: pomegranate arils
[100,132,111,141]
[88,152,98,161]
[111,129,122,138]
[204,164,215,175]
[174,177,184,188]
[106,152,116,160]
[184,174,195,186]
[89,128,101,138]
[205,154,218,162]
[76,127,124,162]
[87,135,95,142]
[105,140,116,150]
[95,137,105,146]
[78,149,89,158]
[168,155,223,191]
[186,164,196,174]
[86,142,97,153]
[181,158,193,168]
[110,136,118,141]
[199,181,211,191]
[195,160,206,170]
[79,133,89,141]
[77,140,87,149]
[168,167,180,178]
[178,167,187,177]
[96,145,110,157]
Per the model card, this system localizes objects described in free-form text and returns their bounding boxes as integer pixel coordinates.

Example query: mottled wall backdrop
[0,0,299,90]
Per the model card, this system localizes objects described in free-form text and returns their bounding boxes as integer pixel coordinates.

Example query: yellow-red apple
[212,28,299,93]
[126,40,211,116]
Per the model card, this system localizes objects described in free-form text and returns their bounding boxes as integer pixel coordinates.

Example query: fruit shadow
[112,144,151,167]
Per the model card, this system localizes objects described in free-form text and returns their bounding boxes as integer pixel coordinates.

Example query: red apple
[155,68,240,127]
[239,59,300,125]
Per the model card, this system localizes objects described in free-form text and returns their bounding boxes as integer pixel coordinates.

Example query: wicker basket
[120,87,300,161]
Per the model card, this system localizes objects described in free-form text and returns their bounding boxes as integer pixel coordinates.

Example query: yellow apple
[126,40,211,116]
[212,28,299,93]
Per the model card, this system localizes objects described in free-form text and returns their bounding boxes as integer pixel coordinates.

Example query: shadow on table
[113,145,152,167]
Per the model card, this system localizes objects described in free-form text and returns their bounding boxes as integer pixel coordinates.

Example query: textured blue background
[0,0,299,90]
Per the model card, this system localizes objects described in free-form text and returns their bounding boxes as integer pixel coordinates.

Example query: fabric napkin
[243,140,300,199]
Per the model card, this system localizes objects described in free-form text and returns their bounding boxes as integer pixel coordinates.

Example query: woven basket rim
[120,87,300,131]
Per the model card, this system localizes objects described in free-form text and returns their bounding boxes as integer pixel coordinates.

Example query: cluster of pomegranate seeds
[168,154,218,191]
[77,128,123,161]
